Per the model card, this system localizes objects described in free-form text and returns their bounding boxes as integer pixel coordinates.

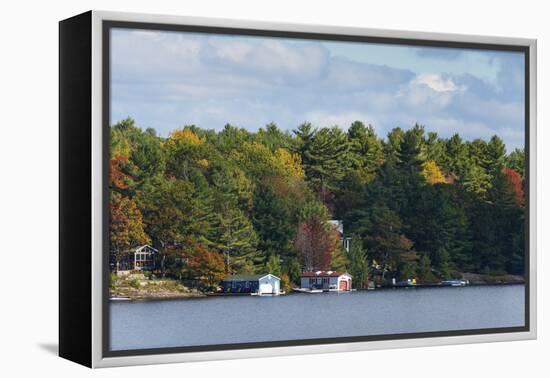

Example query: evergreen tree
[347,121,384,177]
[443,133,469,179]
[294,124,352,202]
[347,238,369,288]
[425,131,446,165]
[485,135,507,174]
[214,208,259,274]
[252,183,296,262]
[331,247,349,272]
[416,254,435,282]
[108,119,526,285]
[352,204,414,275]
[506,148,525,177]
[265,254,282,277]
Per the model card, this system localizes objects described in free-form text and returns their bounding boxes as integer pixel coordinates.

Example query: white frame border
[90,10,537,368]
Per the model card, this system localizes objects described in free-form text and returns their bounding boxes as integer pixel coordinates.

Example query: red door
[339,279,348,291]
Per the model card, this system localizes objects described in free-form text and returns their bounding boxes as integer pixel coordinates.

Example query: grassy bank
[110,273,205,300]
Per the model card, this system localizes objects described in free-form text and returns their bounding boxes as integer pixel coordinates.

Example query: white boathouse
[300,271,352,291]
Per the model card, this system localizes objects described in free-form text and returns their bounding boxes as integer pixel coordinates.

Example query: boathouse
[300,271,352,291]
[222,274,281,295]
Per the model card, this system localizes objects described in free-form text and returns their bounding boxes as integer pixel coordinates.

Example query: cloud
[410,73,465,92]
[415,47,464,60]
[396,73,464,109]
[200,38,330,84]
[110,29,526,151]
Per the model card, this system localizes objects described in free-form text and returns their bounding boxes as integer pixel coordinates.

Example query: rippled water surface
[110,284,525,351]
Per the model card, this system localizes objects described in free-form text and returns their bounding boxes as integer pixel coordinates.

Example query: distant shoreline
[110,278,525,302]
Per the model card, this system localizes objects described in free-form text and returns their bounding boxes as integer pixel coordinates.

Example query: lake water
[110,285,525,351]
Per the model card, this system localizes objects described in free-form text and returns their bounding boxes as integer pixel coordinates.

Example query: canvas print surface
[107,25,527,353]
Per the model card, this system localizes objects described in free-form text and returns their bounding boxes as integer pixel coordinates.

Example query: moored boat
[110,296,131,301]
[293,288,323,294]
[441,279,469,287]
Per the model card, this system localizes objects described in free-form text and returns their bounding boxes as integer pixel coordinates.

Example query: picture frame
[59,10,537,368]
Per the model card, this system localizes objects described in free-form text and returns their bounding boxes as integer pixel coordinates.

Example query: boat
[441,279,469,287]
[251,290,286,296]
[110,296,131,301]
[292,288,323,294]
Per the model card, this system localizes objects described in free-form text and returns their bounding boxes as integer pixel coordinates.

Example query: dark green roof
[223,274,278,282]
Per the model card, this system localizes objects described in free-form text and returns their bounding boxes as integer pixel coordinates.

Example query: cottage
[328,220,352,252]
[300,271,352,291]
[114,244,159,273]
[222,274,281,295]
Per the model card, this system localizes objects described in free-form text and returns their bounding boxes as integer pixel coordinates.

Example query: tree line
[109,118,525,289]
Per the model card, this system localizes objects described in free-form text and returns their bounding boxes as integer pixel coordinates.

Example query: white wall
[1,0,546,377]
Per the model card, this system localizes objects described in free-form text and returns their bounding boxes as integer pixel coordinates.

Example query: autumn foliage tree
[109,130,150,267]
[503,167,525,206]
[294,202,340,271]
[421,160,447,184]
[182,243,225,289]
[110,156,133,191]
[109,117,526,289]
[109,193,150,268]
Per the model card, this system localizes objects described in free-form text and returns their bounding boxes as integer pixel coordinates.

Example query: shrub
[128,278,141,289]
[109,273,118,289]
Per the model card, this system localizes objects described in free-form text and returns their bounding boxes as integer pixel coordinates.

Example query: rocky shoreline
[460,272,525,285]
[110,272,526,301]
[110,273,205,300]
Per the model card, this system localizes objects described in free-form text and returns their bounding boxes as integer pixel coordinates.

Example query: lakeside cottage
[300,271,352,292]
[113,244,159,273]
[222,274,281,295]
[328,220,352,252]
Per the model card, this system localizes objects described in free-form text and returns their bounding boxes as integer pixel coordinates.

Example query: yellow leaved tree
[421,160,446,184]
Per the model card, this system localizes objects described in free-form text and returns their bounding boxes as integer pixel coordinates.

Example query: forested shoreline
[109,118,525,290]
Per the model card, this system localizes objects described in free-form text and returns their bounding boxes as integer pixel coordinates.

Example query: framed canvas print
[59,10,537,368]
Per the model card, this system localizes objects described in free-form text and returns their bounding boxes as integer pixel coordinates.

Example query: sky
[110,28,526,151]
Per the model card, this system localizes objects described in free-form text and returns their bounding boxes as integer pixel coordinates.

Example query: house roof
[135,244,159,253]
[301,270,351,278]
[328,220,344,234]
[223,274,280,282]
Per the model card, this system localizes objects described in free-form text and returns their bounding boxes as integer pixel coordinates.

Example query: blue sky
[110,28,525,151]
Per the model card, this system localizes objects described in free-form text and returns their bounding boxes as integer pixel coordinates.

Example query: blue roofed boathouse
[222,274,281,295]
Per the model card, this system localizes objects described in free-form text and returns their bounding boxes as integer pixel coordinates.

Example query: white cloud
[395,73,470,110]
[209,40,253,64]
[202,38,329,83]
[110,30,525,150]
[411,73,465,92]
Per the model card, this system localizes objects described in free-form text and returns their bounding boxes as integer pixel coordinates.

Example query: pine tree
[443,133,469,179]
[294,124,352,202]
[265,254,282,277]
[215,208,259,274]
[485,135,507,174]
[506,148,525,177]
[331,247,349,272]
[348,121,384,176]
[347,238,369,288]
[252,183,295,262]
